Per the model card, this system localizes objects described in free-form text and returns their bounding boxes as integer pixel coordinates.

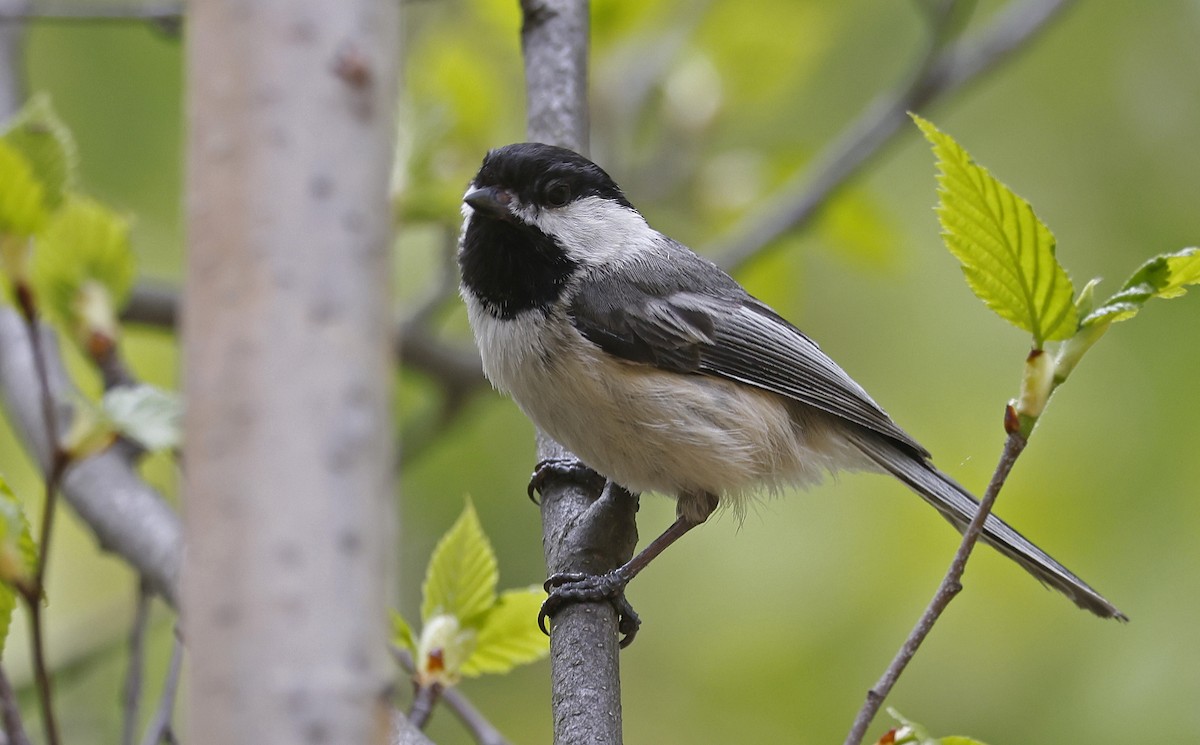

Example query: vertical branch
[520,0,589,153]
[122,579,153,745]
[136,629,183,745]
[183,1,400,743]
[520,5,637,742]
[13,282,72,745]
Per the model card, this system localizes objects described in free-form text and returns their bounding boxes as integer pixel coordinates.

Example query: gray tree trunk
[182,1,400,743]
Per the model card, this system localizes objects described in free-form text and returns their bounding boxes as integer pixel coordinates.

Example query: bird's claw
[527,458,605,504]
[538,570,642,648]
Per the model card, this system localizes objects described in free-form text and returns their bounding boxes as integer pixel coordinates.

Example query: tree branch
[842,415,1029,745]
[0,0,182,23]
[136,628,182,745]
[122,579,153,745]
[711,0,1075,272]
[122,281,487,406]
[0,309,183,606]
[391,646,513,745]
[520,3,642,743]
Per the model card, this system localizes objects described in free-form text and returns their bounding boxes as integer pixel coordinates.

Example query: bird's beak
[463,185,515,218]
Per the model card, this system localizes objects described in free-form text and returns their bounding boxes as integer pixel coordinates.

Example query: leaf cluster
[0,95,135,348]
[0,98,185,664]
[392,500,549,687]
[915,115,1199,435]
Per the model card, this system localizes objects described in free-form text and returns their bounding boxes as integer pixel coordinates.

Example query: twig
[842,416,1029,745]
[407,683,442,730]
[122,281,486,404]
[391,646,512,745]
[0,0,182,23]
[711,0,1075,272]
[0,309,184,607]
[122,578,153,745]
[137,628,183,745]
[14,281,70,745]
[0,665,32,745]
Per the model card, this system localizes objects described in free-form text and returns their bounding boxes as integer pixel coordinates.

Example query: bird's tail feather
[850,433,1127,621]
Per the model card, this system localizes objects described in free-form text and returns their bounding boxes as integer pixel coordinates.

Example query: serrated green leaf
[913,114,1076,346]
[0,141,49,239]
[1,94,78,212]
[31,195,134,337]
[0,474,36,660]
[460,586,549,677]
[390,609,416,653]
[103,384,184,453]
[421,499,498,626]
[1083,247,1200,326]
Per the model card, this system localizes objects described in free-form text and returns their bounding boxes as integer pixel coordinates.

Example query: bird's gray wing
[568,253,928,457]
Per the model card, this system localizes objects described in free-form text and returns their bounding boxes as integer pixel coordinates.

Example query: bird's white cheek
[529,197,648,267]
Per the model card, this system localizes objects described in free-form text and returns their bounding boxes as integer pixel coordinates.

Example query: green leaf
[460,586,549,677]
[0,474,36,660]
[1054,247,1200,386]
[1083,247,1200,327]
[61,396,118,460]
[0,141,49,239]
[390,609,416,654]
[913,114,1076,347]
[0,94,78,212]
[103,384,184,453]
[31,195,135,337]
[421,499,498,626]
[939,738,991,745]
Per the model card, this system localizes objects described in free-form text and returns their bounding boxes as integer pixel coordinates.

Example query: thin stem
[842,424,1029,745]
[122,579,154,745]
[0,665,32,745]
[15,283,69,745]
[0,1,183,23]
[391,646,511,745]
[23,595,58,745]
[407,683,442,730]
[712,0,1074,272]
[137,628,184,745]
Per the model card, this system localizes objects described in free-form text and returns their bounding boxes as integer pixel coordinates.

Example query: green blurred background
[3,0,1199,742]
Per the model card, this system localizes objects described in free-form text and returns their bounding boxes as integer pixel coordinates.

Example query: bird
[456,142,1125,645]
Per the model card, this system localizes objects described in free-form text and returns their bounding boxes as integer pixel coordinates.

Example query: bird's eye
[544,180,571,208]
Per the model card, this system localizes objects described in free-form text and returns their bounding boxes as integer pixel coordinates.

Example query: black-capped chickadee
[458,142,1125,642]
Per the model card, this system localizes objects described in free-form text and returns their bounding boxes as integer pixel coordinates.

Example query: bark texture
[183,1,400,743]
[522,3,639,742]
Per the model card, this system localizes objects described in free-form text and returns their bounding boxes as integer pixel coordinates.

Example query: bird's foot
[527,457,605,504]
[539,570,641,648]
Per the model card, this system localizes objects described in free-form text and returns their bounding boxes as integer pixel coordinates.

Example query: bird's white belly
[469,303,863,517]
